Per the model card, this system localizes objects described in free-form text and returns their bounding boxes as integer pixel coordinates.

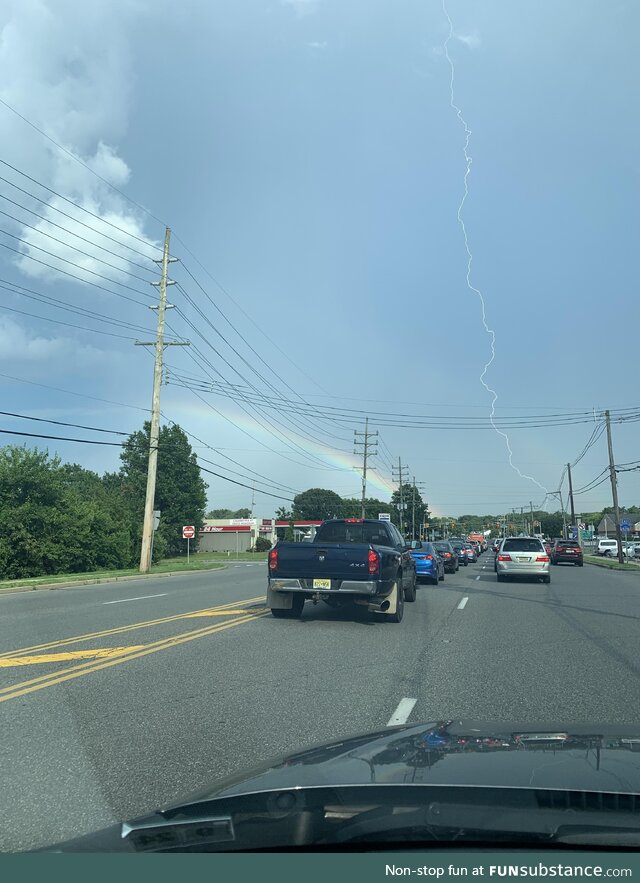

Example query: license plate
[519,557,531,562]
[313,579,331,589]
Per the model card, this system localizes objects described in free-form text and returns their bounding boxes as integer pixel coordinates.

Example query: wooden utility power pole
[354,417,378,520]
[605,410,624,564]
[136,228,189,573]
[392,458,410,535]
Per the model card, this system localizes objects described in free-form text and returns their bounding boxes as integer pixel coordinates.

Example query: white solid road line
[475,575,481,580]
[457,596,469,609]
[387,697,417,726]
[103,593,168,605]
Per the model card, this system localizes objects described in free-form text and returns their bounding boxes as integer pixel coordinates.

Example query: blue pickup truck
[266,518,417,623]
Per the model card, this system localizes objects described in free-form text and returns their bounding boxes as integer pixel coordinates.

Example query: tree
[253,536,272,552]
[233,508,251,518]
[119,422,208,559]
[275,505,292,521]
[292,488,344,521]
[390,484,430,538]
[0,448,134,579]
[341,497,391,520]
[207,508,233,519]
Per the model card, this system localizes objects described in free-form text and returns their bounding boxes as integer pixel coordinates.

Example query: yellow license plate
[313,579,331,589]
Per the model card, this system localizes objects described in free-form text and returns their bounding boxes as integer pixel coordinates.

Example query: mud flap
[370,582,398,616]
[266,584,293,609]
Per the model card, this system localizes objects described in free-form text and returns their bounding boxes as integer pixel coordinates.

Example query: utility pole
[530,501,535,536]
[354,417,378,520]
[605,410,624,564]
[135,228,189,573]
[410,476,427,541]
[567,462,578,543]
[250,481,256,518]
[392,457,410,535]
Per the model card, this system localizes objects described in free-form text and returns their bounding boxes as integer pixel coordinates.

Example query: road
[0,556,638,851]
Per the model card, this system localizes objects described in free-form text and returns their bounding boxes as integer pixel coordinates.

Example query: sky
[0,0,638,520]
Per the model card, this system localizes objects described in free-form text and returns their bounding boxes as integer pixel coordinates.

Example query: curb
[584,557,640,572]
[0,565,229,596]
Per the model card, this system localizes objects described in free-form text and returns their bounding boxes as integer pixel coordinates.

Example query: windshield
[0,0,638,858]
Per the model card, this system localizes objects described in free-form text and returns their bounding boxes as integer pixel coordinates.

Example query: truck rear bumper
[268,577,393,597]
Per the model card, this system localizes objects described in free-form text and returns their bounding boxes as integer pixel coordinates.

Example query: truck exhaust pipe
[368,599,390,613]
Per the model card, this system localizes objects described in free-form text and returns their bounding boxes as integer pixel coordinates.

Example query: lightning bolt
[442,0,547,496]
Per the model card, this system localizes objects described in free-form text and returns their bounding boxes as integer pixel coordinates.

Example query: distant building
[597,513,640,536]
[198,517,276,553]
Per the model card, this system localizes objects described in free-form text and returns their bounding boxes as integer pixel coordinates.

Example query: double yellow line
[0,596,267,704]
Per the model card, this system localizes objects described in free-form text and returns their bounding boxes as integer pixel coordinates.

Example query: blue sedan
[409,541,445,585]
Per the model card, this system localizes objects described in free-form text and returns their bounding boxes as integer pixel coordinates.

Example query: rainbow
[164,397,396,499]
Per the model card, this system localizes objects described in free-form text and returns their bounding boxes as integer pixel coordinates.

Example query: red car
[551,540,583,566]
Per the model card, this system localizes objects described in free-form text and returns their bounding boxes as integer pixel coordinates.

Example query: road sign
[182,525,196,539]
[378,513,391,521]
[620,519,631,531]
[578,522,585,530]
[153,510,161,531]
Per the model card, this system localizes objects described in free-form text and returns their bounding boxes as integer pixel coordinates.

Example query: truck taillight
[268,548,278,571]
[368,549,379,574]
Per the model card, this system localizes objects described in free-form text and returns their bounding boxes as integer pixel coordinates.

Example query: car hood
[48,720,640,852]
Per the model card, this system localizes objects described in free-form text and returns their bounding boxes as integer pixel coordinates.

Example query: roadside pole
[605,410,625,564]
[136,228,189,573]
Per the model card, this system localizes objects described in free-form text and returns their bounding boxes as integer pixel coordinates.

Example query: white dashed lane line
[387,697,418,726]
[457,596,469,610]
[103,593,168,605]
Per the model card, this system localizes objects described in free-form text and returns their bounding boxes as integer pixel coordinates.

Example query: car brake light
[445,552,452,557]
[536,555,550,562]
[345,518,363,523]
[417,554,433,560]
[268,548,278,571]
[497,554,511,561]
[368,548,379,574]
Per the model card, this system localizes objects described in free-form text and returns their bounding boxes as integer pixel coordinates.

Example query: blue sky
[0,0,638,519]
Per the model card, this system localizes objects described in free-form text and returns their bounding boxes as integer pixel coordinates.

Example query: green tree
[119,422,208,559]
[253,536,272,552]
[341,497,391,519]
[390,484,430,538]
[233,508,251,518]
[275,505,292,520]
[206,508,233,519]
[292,488,344,521]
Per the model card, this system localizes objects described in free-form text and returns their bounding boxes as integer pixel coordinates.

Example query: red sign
[182,525,195,539]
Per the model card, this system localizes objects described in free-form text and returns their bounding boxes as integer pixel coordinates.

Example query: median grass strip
[0,558,228,592]
[584,555,640,571]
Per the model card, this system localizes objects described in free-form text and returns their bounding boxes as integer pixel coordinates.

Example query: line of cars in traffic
[408,536,488,584]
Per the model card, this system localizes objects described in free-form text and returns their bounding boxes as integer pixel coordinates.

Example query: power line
[0,278,174,337]
[0,190,157,273]
[0,410,129,435]
[0,157,162,252]
[0,172,158,261]
[0,205,157,284]
[0,239,154,307]
[0,302,143,341]
[0,370,151,413]
[0,226,155,298]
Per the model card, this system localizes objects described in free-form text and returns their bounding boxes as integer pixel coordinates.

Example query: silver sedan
[496,537,550,584]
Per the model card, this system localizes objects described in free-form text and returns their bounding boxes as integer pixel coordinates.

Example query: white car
[595,539,619,557]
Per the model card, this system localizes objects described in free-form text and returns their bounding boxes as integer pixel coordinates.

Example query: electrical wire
[0,226,155,298]
[0,191,157,273]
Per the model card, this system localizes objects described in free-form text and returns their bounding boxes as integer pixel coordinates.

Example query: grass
[584,555,640,572]
[0,556,231,591]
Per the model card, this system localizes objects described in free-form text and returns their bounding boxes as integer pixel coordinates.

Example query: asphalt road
[0,555,638,851]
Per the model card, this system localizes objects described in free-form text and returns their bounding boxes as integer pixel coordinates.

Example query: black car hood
[50,721,640,851]
[197,720,640,798]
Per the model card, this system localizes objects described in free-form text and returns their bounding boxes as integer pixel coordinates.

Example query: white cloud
[306,40,328,49]
[0,315,106,364]
[281,0,319,17]
[0,0,160,287]
[455,32,481,49]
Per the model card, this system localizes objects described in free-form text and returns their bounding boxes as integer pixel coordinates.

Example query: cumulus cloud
[0,0,160,287]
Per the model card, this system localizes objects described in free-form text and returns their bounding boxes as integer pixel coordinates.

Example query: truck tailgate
[274,543,371,580]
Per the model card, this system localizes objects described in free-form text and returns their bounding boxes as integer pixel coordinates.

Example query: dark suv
[551,540,583,566]
[434,540,459,574]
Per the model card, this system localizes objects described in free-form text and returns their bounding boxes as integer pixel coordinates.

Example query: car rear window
[315,522,393,545]
[502,539,544,552]
[557,541,580,548]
